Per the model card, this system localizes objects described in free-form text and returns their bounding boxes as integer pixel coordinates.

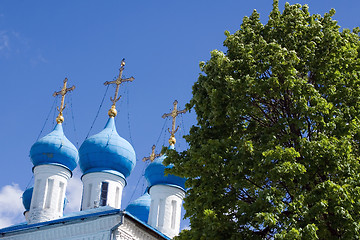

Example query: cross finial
[142,145,163,162]
[162,100,187,146]
[104,58,135,118]
[53,78,75,124]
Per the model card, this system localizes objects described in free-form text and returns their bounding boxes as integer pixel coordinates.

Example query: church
[0,60,186,240]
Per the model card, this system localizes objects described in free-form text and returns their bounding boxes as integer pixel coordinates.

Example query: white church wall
[1,212,166,240]
[81,172,125,210]
[148,185,185,239]
[28,165,71,224]
[116,216,163,240]
[1,213,119,240]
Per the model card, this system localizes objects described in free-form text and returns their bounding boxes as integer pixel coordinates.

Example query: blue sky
[0,0,359,229]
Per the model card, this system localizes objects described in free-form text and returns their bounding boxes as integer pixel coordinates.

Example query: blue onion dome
[125,192,151,222]
[144,146,186,190]
[78,117,136,179]
[22,187,33,211]
[30,124,79,171]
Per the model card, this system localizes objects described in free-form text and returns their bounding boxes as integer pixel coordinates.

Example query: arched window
[100,182,109,206]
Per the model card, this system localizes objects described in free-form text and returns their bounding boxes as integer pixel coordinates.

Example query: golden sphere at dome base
[56,115,64,124]
[169,136,176,146]
[108,105,118,118]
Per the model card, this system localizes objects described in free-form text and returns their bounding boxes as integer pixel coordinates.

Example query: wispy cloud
[30,53,48,66]
[0,184,24,228]
[0,31,10,51]
[0,30,32,59]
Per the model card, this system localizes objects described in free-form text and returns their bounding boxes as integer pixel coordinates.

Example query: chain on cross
[53,78,75,124]
[162,100,187,146]
[142,145,163,162]
[104,58,135,117]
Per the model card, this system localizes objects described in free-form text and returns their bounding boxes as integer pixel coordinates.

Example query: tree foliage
[165,1,360,239]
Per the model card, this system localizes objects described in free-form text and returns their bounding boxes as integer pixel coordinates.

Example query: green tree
[165,1,360,239]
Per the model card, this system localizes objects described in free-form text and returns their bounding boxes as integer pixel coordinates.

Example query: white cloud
[0,170,84,229]
[0,184,24,228]
[0,218,13,229]
[64,169,83,214]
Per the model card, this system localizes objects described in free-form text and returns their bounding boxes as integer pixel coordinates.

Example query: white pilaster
[148,185,185,238]
[81,172,125,211]
[28,165,71,224]
[23,211,30,222]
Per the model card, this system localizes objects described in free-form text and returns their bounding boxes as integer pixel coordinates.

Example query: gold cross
[162,100,186,146]
[142,145,162,162]
[104,58,135,117]
[53,78,75,124]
